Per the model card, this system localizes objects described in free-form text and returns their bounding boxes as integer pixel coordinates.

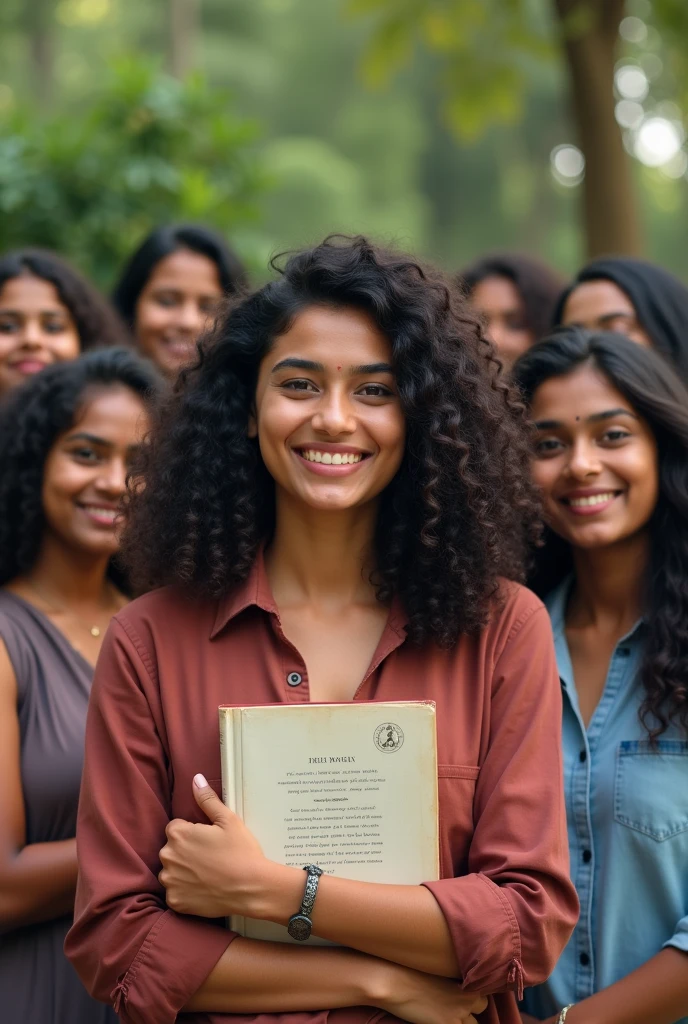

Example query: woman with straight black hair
[555,256,688,380]
[514,327,688,1024]
[459,252,564,369]
[0,248,127,397]
[66,235,578,1024]
[0,348,162,1024]
[113,224,247,378]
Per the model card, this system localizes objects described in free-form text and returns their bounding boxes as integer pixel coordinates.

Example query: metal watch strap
[299,864,323,917]
[557,1006,574,1024]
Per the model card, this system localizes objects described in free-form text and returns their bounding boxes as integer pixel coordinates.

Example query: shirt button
[582,849,592,863]
[287,672,303,687]
[580,952,590,966]
[579,750,587,763]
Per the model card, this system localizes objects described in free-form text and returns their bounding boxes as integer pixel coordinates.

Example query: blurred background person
[0,249,128,398]
[0,348,161,1024]
[113,223,247,379]
[459,252,564,369]
[555,256,688,382]
[515,328,688,1024]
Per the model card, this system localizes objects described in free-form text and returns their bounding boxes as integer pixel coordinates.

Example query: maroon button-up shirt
[66,554,578,1024]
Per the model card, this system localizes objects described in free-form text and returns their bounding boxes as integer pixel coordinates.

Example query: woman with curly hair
[0,249,128,396]
[0,349,161,1024]
[66,236,578,1024]
[113,223,247,378]
[514,327,688,1024]
[459,252,564,369]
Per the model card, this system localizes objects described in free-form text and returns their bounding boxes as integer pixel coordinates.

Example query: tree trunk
[167,0,201,79]
[554,0,643,258]
[23,0,55,108]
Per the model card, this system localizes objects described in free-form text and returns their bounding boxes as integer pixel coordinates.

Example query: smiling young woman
[0,349,162,1024]
[113,224,247,378]
[66,236,578,1024]
[0,249,128,397]
[513,327,688,1024]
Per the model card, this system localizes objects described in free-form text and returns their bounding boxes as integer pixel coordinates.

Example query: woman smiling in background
[515,327,688,1024]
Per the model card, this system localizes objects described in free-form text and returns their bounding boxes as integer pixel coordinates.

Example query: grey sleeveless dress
[0,591,117,1024]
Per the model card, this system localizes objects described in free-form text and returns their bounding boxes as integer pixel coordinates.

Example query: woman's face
[0,275,81,395]
[561,279,653,347]
[42,386,150,560]
[134,249,223,377]
[469,275,533,367]
[251,306,406,514]
[530,363,658,552]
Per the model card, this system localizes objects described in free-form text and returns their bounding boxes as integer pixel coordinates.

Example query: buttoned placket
[562,635,637,1002]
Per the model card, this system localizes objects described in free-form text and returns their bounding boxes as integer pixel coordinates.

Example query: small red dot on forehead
[337,365,342,371]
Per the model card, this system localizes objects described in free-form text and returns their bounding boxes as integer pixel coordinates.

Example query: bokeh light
[634,117,684,167]
[615,64,649,101]
[550,144,585,187]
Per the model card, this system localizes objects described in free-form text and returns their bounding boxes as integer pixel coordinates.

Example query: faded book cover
[219,700,439,943]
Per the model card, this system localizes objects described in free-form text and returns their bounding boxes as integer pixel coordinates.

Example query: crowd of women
[0,227,685,1024]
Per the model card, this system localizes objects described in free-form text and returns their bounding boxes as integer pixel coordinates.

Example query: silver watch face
[287,914,312,941]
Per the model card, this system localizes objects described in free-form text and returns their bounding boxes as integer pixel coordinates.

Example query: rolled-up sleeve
[423,603,579,996]
[664,914,688,955]
[64,619,235,1024]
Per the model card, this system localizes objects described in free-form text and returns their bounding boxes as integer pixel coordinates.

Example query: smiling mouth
[561,491,620,508]
[79,504,120,526]
[297,448,367,465]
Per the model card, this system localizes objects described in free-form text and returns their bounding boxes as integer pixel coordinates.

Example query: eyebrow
[534,408,639,429]
[64,432,142,452]
[270,358,394,375]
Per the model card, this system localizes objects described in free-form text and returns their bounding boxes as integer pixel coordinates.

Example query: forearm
[566,948,688,1024]
[0,838,78,932]
[183,937,388,1014]
[256,864,459,977]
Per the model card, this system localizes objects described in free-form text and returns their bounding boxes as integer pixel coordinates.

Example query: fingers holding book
[157,773,268,919]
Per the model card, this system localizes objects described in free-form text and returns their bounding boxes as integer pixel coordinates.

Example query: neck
[23,534,113,608]
[265,491,380,610]
[568,531,648,632]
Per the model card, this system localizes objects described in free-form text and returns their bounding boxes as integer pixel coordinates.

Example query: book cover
[219,700,439,943]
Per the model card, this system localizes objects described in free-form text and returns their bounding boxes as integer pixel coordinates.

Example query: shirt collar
[210,548,410,642]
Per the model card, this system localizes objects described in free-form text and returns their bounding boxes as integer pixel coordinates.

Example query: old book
[219,700,439,943]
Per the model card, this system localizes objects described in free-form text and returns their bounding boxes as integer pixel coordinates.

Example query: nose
[95,456,128,497]
[177,300,206,335]
[566,437,602,479]
[18,318,44,350]
[311,387,357,437]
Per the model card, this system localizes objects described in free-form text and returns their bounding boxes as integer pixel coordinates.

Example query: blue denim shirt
[522,577,688,1022]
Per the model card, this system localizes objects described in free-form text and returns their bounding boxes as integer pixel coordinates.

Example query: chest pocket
[438,764,480,877]
[614,740,688,841]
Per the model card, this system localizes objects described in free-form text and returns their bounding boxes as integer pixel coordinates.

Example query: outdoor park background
[1,0,688,287]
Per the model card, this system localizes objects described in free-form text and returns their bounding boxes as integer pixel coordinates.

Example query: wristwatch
[287,864,323,941]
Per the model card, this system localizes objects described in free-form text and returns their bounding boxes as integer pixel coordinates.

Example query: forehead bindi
[531,366,634,426]
[270,306,393,372]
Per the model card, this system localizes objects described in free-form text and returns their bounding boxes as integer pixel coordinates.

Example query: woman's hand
[376,961,488,1024]
[158,774,269,918]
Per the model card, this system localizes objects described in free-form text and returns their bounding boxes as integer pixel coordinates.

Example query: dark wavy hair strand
[122,235,542,646]
[513,325,688,739]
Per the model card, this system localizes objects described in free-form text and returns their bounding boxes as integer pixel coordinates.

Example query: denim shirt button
[579,750,587,762]
[582,849,592,863]
[580,952,590,966]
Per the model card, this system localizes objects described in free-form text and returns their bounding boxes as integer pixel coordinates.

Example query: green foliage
[346,0,555,141]
[0,58,266,287]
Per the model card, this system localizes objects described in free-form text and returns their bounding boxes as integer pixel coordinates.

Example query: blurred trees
[349,0,688,259]
[0,60,265,286]
[0,0,687,279]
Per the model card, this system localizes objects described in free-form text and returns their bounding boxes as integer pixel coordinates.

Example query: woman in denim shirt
[514,327,688,1024]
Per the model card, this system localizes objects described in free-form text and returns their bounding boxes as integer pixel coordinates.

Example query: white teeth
[85,507,118,520]
[299,450,363,465]
[568,492,616,508]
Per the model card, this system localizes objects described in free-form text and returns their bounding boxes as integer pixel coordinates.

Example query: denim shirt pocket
[614,740,688,841]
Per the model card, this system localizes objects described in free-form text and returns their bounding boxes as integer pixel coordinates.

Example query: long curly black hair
[122,235,542,645]
[0,348,162,589]
[0,249,129,350]
[513,326,688,738]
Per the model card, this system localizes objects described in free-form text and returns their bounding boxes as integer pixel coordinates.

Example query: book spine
[230,711,246,936]
[220,709,246,936]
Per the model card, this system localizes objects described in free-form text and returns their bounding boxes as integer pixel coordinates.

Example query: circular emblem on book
[374,722,404,753]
